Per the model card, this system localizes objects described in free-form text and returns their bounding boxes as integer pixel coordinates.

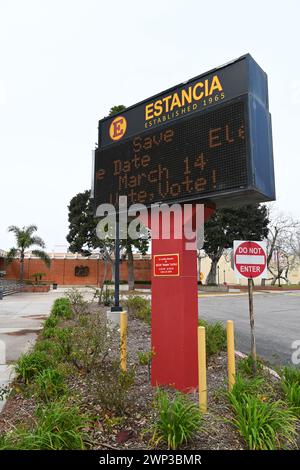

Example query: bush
[42,326,57,339]
[228,392,297,450]
[66,289,89,317]
[51,298,72,319]
[44,315,59,329]
[34,368,66,402]
[15,351,53,384]
[281,367,300,417]
[230,373,265,398]
[71,312,112,371]
[137,350,155,381]
[90,361,135,414]
[35,339,62,361]
[238,354,264,377]
[0,401,90,450]
[53,327,73,360]
[126,296,151,324]
[150,390,202,450]
[198,319,226,357]
[102,286,114,307]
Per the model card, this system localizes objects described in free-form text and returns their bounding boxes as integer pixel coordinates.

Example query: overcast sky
[0,0,299,252]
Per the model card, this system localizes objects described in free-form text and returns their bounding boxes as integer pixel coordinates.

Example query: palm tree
[6,225,51,282]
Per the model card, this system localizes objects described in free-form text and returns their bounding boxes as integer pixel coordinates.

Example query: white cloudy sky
[0,0,299,251]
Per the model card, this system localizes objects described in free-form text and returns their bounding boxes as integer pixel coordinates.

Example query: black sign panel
[93,54,275,211]
[94,98,249,209]
[99,58,249,148]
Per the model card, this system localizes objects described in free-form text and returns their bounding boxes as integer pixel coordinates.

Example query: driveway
[198,291,300,366]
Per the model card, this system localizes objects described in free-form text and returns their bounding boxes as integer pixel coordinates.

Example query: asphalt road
[198,291,300,366]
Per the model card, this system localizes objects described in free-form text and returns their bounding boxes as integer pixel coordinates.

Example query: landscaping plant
[150,389,202,450]
[228,392,297,450]
[15,350,53,384]
[0,401,90,450]
[198,319,226,357]
[281,366,300,417]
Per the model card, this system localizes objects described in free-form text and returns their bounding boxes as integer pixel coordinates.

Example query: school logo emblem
[109,116,127,141]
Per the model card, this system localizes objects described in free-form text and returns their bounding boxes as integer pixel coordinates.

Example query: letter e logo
[109,116,127,141]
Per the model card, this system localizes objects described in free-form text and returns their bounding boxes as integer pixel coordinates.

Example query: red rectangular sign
[153,254,180,277]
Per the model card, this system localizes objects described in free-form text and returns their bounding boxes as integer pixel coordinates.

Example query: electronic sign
[93,54,275,211]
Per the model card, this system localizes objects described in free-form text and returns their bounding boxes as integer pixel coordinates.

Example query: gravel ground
[0,305,266,450]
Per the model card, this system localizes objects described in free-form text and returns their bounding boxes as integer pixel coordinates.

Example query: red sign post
[233,240,267,375]
[148,205,215,391]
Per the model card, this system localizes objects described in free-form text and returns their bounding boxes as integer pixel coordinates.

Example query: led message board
[93,54,275,211]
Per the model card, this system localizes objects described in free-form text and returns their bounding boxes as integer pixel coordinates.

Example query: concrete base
[106,310,120,327]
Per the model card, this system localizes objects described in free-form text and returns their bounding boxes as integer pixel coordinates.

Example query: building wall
[0,256,151,285]
[1,252,299,286]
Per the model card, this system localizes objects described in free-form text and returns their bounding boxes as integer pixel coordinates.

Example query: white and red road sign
[233,240,267,279]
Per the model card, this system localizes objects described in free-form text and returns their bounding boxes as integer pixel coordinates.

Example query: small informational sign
[233,240,267,279]
[153,254,180,277]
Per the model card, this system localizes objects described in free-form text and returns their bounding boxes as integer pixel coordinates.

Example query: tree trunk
[206,251,222,285]
[98,258,108,305]
[110,260,115,282]
[127,244,135,291]
[20,253,25,282]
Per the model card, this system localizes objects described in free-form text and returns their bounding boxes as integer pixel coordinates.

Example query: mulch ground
[0,302,248,450]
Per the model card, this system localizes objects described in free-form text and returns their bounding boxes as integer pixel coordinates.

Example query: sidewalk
[0,287,95,412]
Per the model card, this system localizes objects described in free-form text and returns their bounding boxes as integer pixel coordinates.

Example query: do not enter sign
[233,240,267,279]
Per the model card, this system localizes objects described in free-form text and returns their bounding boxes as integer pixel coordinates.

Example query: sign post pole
[112,214,122,312]
[247,277,257,375]
[233,240,267,375]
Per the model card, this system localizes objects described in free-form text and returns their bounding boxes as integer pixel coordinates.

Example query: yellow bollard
[120,311,127,371]
[198,326,207,413]
[227,320,236,391]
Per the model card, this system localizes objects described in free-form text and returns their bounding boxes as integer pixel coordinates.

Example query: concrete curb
[0,365,16,413]
[235,350,280,380]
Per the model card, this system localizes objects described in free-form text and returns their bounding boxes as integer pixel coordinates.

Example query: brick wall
[0,257,151,285]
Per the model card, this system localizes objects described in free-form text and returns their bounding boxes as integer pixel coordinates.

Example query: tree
[67,104,149,291]
[266,206,300,285]
[66,190,149,290]
[6,225,50,282]
[204,204,269,285]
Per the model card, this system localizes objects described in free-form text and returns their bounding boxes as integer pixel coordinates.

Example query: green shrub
[66,289,89,317]
[70,312,112,371]
[281,366,300,386]
[102,286,114,307]
[44,315,59,329]
[42,326,57,339]
[126,296,151,324]
[34,368,66,402]
[198,319,226,357]
[35,339,62,361]
[53,327,73,360]
[150,390,202,450]
[137,350,155,381]
[238,354,264,377]
[281,367,300,417]
[90,361,135,414]
[228,393,297,450]
[230,373,265,398]
[15,351,53,384]
[0,401,90,450]
[51,298,72,319]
